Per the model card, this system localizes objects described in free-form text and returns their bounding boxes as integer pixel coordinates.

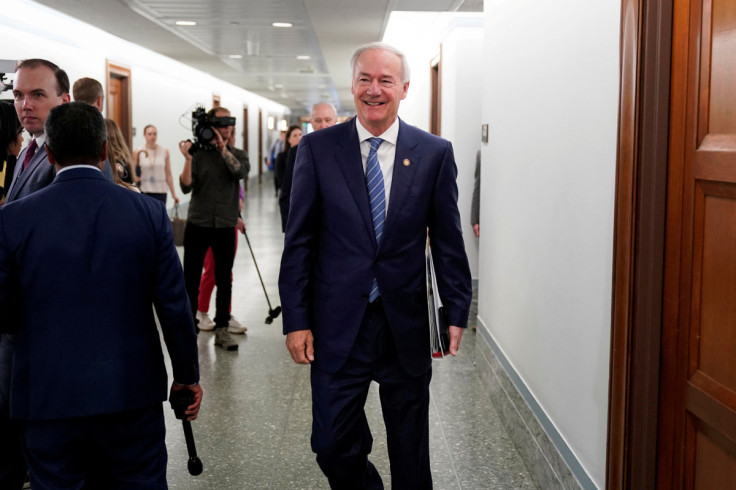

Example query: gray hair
[350,42,410,84]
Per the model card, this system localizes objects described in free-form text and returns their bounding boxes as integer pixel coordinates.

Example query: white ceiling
[33,0,482,115]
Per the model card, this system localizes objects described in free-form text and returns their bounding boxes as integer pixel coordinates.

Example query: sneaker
[196,311,215,331]
[214,328,238,351]
[228,315,247,334]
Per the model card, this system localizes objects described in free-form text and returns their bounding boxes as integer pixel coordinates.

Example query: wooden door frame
[607,0,673,488]
[105,61,132,149]
[430,49,442,136]
[242,107,249,153]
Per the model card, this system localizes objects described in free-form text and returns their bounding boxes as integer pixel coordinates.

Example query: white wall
[384,13,484,278]
[0,0,289,206]
[480,0,620,487]
[438,23,483,279]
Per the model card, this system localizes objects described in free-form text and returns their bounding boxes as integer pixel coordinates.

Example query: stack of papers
[426,244,450,359]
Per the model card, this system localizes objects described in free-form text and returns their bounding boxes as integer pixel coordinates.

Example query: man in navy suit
[0,102,202,488]
[279,43,472,489]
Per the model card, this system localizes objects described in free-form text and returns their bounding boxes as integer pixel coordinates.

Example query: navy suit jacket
[279,119,472,377]
[0,167,198,420]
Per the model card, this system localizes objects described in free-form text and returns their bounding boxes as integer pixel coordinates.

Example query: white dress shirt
[355,118,400,213]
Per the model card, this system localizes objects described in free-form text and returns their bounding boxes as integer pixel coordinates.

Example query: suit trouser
[310,300,433,490]
[0,409,26,490]
[0,334,27,490]
[19,403,167,490]
[183,223,236,329]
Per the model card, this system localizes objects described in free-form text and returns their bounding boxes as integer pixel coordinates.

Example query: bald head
[310,103,337,131]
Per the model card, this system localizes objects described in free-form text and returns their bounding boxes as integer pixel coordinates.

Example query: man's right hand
[285,330,314,365]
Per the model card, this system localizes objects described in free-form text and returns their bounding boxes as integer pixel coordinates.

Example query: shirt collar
[356,118,400,146]
[30,133,47,147]
[56,164,103,175]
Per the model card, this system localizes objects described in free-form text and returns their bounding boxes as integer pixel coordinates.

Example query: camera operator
[179,107,249,351]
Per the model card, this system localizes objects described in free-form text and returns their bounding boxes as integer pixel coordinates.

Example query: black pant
[183,223,236,329]
[0,408,27,490]
[310,301,433,489]
[142,192,167,205]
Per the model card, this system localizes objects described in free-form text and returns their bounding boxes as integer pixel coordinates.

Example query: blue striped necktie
[366,137,385,302]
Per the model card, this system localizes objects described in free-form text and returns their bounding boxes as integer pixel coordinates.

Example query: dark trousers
[0,334,26,490]
[183,223,236,329]
[310,300,433,490]
[0,409,27,490]
[19,404,167,490]
[143,192,167,205]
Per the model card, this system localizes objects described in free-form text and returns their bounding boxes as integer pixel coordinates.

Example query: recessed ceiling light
[297,55,310,60]
[272,22,293,28]
[229,54,243,59]
[175,20,197,26]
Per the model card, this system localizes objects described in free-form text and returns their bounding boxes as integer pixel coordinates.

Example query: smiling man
[279,42,472,489]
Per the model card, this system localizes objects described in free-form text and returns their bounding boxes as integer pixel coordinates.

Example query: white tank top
[136,145,169,194]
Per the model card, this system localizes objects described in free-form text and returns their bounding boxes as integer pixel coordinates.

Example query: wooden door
[107,77,122,121]
[659,0,736,487]
[429,50,441,137]
[242,107,249,152]
[106,62,132,149]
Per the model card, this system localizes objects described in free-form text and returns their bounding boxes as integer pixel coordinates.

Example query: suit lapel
[334,120,376,245]
[8,145,46,201]
[383,120,420,244]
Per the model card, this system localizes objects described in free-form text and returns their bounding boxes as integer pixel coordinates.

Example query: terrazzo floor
[162,175,536,489]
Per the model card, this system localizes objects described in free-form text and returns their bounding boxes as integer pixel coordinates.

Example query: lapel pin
[403,158,410,167]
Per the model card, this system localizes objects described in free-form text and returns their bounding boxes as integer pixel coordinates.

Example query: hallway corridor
[162,175,535,489]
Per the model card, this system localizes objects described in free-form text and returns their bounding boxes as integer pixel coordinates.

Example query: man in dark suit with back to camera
[279,42,472,489]
[0,102,202,489]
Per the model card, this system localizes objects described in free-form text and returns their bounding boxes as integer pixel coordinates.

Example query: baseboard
[474,322,597,490]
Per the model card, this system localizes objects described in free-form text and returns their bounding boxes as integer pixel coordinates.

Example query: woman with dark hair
[0,101,24,203]
[276,124,302,231]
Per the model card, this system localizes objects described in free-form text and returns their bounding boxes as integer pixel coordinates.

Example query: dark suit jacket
[278,145,299,231]
[5,143,55,202]
[0,167,199,420]
[279,119,472,377]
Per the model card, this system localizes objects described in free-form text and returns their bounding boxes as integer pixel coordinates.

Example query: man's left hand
[237,217,246,235]
[448,326,464,356]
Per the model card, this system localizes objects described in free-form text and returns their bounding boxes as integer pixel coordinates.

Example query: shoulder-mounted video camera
[0,59,19,93]
[188,107,236,155]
